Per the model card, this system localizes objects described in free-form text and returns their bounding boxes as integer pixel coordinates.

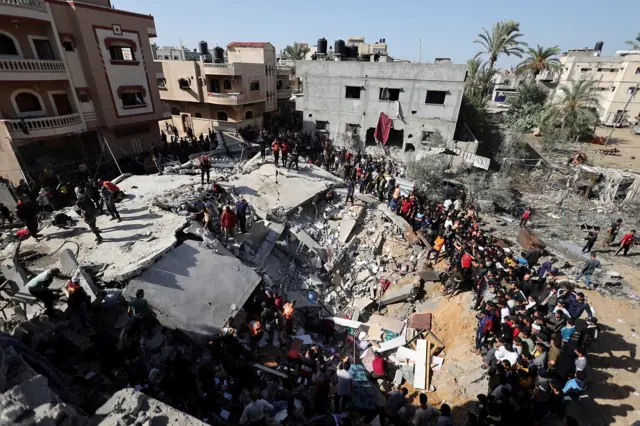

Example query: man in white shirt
[443,198,453,211]
[335,362,352,412]
[454,198,463,211]
[239,390,273,425]
[414,393,440,425]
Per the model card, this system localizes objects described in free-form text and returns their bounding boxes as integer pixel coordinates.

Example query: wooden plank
[426,341,432,390]
[414,339,428,390]
[253,363,288,379]
[416,230,431,249]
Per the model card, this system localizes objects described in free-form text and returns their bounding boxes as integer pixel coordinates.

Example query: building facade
[0,0,164,184]
[294,60,467,152]
[554,50,640,126]
[158,42,286,136]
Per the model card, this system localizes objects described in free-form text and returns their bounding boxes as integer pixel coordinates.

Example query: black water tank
[594,41,604,51]
[344,46,351,59]
[213,46,224,63]
[199,41,208,55]
[350,44,359,58]
[334,39,345,56]
[317,38,327,55]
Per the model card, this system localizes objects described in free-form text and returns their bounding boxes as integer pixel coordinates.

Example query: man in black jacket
[15,198,39,239]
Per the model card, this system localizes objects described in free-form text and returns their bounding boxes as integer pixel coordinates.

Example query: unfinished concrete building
[0,0,166,184]
[294,60,467,153]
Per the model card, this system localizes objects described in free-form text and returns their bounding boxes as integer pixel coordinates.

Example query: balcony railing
[0,59,65,74]
[202,63,236,75]
[0,0,46,10]
[207,92,244,103]
[2,113,83,140]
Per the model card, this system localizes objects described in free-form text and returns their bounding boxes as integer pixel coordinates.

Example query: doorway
[52,93,72,116]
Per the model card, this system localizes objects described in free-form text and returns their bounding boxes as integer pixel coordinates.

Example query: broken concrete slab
[377,335,406,353]
[125,240,261,344]
[367,314,404,334]
[380,284,414,305]
[73,270,99,303]
[59,249,79,275]
[230,163,343,219]
[418,269,440,282]
[290,227,328,262]
[339,205,365,244]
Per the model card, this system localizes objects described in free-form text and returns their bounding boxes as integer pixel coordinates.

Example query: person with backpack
[199,154,211,185]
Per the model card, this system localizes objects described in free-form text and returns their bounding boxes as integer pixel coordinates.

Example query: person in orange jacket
[220,206,237,239]
[283,300,296,333]
[271,140,280,167]
[427,234,446,265]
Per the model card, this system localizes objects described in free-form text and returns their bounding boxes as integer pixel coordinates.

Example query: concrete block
[0,375,55,408]
[380,284,414,305]
[339,206,365,244]
[59,249,79,275]
[74,269,99,302]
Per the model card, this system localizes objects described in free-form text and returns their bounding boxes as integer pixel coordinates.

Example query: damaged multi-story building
[157,41,295,135]
[0,0,166,185]
[294,40,467,154]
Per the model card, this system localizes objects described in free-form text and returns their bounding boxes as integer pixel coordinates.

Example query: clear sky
[116,0,638,68]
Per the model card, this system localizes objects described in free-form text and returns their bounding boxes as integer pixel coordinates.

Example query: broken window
[386,129,404,148]
[345,123,359,134]
[120,91,145,107]
[379,88,400,101]
[345,86,361,99]
[315,120,329,131]
[425,90,447,105]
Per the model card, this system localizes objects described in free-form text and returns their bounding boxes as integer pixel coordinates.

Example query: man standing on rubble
[235,197,249,233]
[271,139,280,167]
[282,299,296,334]
[199,154,211,185]
[334,361,352,412]
[575,253,600,290]
[128,289,154,340]
[604,218,622,246]
[582,230,599,253]
[346,179,355,205]
[77,195,103,243]
[151,142,163,175]
[100,185,121,222]
[15,197,39,240]
[280,140,289,167]
[615,229,636,256]
[519,207,532,227]
[220,206,237,239]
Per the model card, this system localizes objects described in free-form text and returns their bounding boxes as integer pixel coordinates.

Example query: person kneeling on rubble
[26,268,61,315]
[128,289,155,341]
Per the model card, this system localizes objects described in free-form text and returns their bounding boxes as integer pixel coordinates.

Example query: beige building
[554,50,640,126]
[158,42,293,136]
[0,0,164,184]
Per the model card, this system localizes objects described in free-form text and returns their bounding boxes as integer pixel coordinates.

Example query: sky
[116,0,638,69]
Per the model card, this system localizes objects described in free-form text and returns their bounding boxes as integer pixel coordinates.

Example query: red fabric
[380,279,391,293]
[16,229,30,240]
[281,143,288,154]
[103,181,119,193]
[461,253,473,269]
[372,357,385,375]
[373,112,393,145]
[522,211,530,219]
[220,210,237,228]
[400,199,412,214]
[621,233,634,246]
[274,295,284,309]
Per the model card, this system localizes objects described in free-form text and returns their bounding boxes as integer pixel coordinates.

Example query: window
[163,55,169,60]
[173,56,179,60]
[77,91,90,103]
[178,78,190,89]
[210,79,220,93]
[245,110,253,119]
[276,79,283,90]
[120,91,145,107]
[421,131,434,142]
[0,33,18,56]
[195,112,202,118]
[250,80,260,91]
[170,106,180,115]
[157,78,166,88]
[32,39,55,60]
[379,88,400,101]
[503,79,511,85]
[15,92,44,114]
[425,90,447,105]
[223,79,232,90]
[345,86,361,99]
[580,68,590,72]
[216,111,228,121]
[109,45,135,61]
[315,120,329,130]
[62,40,74,52]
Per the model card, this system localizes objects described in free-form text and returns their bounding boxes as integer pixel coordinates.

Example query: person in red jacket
[220,206,237,239]
[615,229,636,256]
[280,141,289,167]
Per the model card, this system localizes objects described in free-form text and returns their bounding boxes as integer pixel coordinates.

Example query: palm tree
[474,20,526,70]
[516,45,561,79]
[283,42,310,60]
[466,58,497,101]
[627,33,640,50]
[543,79,600,138]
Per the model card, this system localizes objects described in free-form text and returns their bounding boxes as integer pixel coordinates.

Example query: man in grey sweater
[575,253,600,289]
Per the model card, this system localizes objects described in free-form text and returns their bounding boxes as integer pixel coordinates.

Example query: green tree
[627,32,640,50]
[466,58,497,101]
[283,42,310,60]
[509,82,548,110]
[515,45,561,79]
[474,20,526,71]
[542,79,600,139]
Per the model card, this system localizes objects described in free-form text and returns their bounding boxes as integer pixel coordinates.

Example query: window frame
[249,80,260,92]
[425,90,447,105]
[345,86,362,99]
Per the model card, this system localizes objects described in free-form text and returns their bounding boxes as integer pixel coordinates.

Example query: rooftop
[227,42,270,48]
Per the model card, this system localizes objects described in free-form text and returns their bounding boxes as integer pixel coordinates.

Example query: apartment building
[158,42,289,136]
[295,60,467,152]
[490,70,528,108]
[0,0,164,184]
[553,49,640,125]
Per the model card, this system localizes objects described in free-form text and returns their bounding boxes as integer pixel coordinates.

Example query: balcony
[206,92,244,105]
[278,88,293,100]
[0,59,67,81]
[0,113,86,143]
[0,0,50,20]
[202,63,237,76]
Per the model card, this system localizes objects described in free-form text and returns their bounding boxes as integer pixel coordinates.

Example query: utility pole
[604,82,639,146]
